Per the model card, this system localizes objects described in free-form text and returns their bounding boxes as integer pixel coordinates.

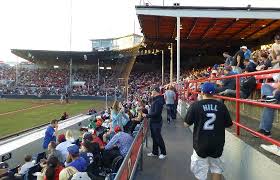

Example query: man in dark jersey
[184,82,233,180]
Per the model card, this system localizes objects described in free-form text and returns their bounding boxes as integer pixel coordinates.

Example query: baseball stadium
[0,1,280,180]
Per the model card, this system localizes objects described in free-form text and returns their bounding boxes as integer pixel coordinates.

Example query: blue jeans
[166,104,176,122]
[259,84,275,132]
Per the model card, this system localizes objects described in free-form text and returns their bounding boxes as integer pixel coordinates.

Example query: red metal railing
[183,68,280,147]
[115,118,149,180]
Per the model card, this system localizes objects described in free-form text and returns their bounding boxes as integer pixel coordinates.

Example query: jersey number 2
[203,113,216,130]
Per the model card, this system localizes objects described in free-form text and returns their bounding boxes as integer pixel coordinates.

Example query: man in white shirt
[56,130,75,162]
[18,155,35,175]
[272,34,280,63]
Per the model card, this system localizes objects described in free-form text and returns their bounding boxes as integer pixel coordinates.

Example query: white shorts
[190,150,224,180]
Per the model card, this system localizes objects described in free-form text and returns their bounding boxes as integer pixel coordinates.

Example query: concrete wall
[0,115,94,168]
[177,100,280,180]
[225,101,280,129]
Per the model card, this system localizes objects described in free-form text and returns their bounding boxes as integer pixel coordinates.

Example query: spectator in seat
[104,126,133,157]
[43,119,58,149]
[215,66,236,93]
[242,46,252,59]
[255,83,280,137]
[79,139,94,168]
[219,68,256,99]
[232,46,246,69]
[95,119,107,140]
[103,126,133,168]
[65,145,87,172]
[44,156,64,180]
[91,130,105,149]
[256,52,272,71]
[56,130,75,163]
[223,52,233,66]
[17,155,35,176]
[59,167,78,180]
[47,141,64,164]
[60,112,69,120]
[244,59,256,72]
[57,134,66,144]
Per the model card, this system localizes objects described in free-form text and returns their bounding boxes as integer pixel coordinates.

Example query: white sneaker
[158,154,166,159]
[261,144,280,157]
[147,153,157,157]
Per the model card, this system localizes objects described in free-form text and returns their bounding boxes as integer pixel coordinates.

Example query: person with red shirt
[92,130,105,149]
[44,156,64,180]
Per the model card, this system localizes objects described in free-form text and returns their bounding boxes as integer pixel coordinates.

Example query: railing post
[236,76,240,136]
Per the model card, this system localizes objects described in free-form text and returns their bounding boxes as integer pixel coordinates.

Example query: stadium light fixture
[54,65,59,69]
[99,66,105,69]
[106,67,112,70]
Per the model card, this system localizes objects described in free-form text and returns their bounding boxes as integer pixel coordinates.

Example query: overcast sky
[0,0,280,63]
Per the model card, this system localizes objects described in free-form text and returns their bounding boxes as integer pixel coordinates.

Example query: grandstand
[1,3,280,180]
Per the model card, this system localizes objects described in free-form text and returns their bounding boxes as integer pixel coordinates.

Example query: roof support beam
[229,19,258,39]
[244,20,278,39]
[214,19,236,38]
[187,18,198,39]
[201,19,217,39]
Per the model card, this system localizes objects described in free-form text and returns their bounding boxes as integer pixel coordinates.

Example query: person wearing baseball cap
[240,45,251,60]
[103,125,133,167]
[184,82,233,180]
[65,145,87,172]
[142,86,167,159]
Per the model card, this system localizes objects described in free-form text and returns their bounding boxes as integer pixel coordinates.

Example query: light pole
[97,58,100,86]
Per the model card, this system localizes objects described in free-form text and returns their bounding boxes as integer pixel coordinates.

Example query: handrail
[188,69,280,83]
[114,118,148,180]
[184,68,280,147]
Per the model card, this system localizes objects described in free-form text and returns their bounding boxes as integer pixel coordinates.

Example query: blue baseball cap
[201,82,215,95]
[67,144,79,155]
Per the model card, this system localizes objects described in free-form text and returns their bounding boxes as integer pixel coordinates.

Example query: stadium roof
[136,5,280,54]
[11,46,139,65]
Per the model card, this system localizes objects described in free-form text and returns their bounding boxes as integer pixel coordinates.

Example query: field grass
[0,99,108,138]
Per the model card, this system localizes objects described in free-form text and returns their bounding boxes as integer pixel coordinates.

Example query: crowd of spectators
[0,67,123,97]
[0,94,151,179]
[182,34,280,157]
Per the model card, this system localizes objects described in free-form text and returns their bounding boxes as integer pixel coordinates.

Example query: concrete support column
[176,16,180,83]
[162,50,164,85]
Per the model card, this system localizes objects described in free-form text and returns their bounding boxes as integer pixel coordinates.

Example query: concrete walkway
[135,110,196,180]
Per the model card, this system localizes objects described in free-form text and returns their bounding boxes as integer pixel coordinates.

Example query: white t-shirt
[272,43,280,58]
[18,161,35,175]
[56,140,73,162]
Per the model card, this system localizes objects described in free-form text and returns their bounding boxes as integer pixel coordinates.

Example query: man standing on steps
[184,82,233,180]
[143,86,167,159]
[164,85,176,124]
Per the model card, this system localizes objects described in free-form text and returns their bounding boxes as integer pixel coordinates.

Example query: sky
[0,0,280,63]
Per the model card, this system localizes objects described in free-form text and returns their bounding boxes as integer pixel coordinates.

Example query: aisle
[135,110,196,180]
